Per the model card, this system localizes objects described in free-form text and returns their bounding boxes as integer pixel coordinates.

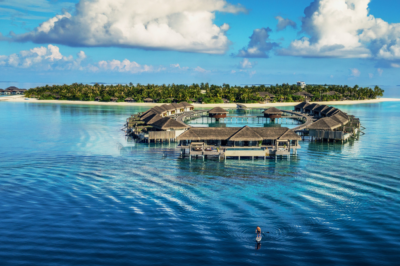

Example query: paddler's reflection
[256,242,261,250]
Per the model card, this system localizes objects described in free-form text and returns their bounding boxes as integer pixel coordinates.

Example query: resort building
[303,103,320,115]
[178,126,301,159]
[254,92,275,103]
[297,81,306,89]
[293,91,313,100]
[294,101,359,142]
[263,107,283,122]
[208,107,228,121]
[322,91,341,96]
[127,102,195,141]
[294,101,310,112]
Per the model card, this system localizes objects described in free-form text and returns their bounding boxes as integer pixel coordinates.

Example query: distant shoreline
[1,95,400,107]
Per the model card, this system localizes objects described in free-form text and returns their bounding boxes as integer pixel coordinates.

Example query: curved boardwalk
[281,110,314,131]
[175,108,311,130]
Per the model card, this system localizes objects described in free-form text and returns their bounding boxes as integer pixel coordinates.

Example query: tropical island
[23,83,384,104]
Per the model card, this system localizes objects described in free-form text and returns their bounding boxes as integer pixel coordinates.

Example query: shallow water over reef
[0,102,400,265]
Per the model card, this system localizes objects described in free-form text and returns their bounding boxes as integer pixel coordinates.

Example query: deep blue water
[1,101,400,265]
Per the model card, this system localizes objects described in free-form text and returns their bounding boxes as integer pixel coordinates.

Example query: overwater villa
[126,102,195,142]
[294,101,361,142]
[125,100,362,161]
[263,107,283,122]
[208,107,228,121]
[178,126,301,160]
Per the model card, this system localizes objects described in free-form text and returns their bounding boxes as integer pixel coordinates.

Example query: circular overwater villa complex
[126,102,361,160]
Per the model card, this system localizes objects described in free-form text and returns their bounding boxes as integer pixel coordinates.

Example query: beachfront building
[254,92,275,103]
[323,91,341,96]
[208,107,228,121]
[0,89,4,95]
[293,91,314,100]
[263,107,283,122]
[178,126,301,159]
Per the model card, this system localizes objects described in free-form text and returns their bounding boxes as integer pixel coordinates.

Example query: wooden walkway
[175,110,210,125]
[281,110,315,131]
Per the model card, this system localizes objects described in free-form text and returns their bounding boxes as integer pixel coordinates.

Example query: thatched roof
[278,129,302,140]
[95,96,101,100]
[330,113,349,125]
[323,91,341,96]
[255,92,275,98]
[293,91,314,97]
[222,98,230,103]
[334,111,349,120]
[307,117,342,130]
[304,103,320,111]
[263,107,283,115]
[180,102,194,107]
[209,107,228,114]
[177,126,301,141]
[321,106,336,115]
[125,97,133,101]
[6,86,18,90]
[151,117,189,130]
[229,126,263,141]
[294,101,310,109]
[314,105,329,113]
[146,114,163,124]
[144,98,153,102]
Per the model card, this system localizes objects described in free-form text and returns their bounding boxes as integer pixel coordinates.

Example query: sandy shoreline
[1,95,400,107]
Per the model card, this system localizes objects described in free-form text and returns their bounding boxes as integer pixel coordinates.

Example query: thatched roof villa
[255,92,275,102]
[323,91,341,96]
[294,102,310,112]
[293,91,314,99]
[208,107,228,120]
[263,107,283,121]
[151,117,189,130]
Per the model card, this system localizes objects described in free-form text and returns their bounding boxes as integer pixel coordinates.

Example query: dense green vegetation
[24,83,384,103]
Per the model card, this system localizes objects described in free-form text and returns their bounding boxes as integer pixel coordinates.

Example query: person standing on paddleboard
[256,227,261,238]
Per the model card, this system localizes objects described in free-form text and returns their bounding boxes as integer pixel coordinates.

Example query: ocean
[0,96,400,265]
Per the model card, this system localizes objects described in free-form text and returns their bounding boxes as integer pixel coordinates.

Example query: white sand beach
[1,95,400,107]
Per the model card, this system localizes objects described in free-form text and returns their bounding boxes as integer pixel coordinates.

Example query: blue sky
[1,0,400,86]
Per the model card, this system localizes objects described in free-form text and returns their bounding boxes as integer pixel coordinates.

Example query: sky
[1,0,400,86]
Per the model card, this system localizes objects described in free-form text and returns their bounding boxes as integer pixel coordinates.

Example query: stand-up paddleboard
[256,236,262,242]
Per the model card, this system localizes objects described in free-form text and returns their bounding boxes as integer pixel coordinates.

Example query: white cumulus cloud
[0,44,86,70]
[11,0,245,54]
[95,59,159,73]
[278,0,400,62]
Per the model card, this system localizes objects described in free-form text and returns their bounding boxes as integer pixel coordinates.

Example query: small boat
[25,98,29,100]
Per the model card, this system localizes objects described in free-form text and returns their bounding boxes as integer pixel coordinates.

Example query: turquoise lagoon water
[0,101,400,265]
